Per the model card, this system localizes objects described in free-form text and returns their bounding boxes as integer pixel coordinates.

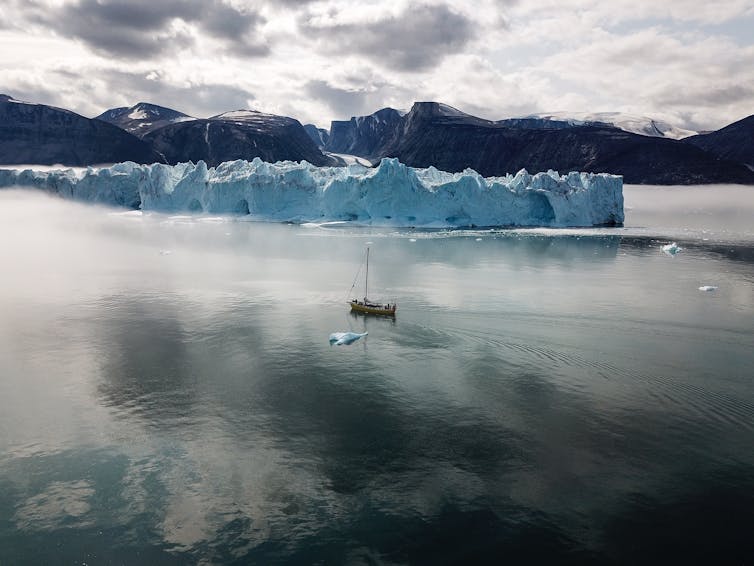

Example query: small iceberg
[662,242,681,256]
[698,285,718,292]
[329,331,368,346]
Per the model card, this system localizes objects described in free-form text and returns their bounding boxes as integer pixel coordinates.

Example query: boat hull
[349,301,396,316]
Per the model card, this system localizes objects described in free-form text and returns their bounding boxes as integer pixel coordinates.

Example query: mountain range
[1,94,752,184]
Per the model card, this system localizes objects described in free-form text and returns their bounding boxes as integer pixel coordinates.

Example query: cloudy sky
[1,0,753,130]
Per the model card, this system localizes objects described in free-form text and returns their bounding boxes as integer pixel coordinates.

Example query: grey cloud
[100,70,257,118]
[299,3,474,71]
[199,2,270,56]
[19,0,269,59]
[6,67,256,119]
[303,78,413,122]
[305,80,374,118]
[689,84,754,107]
[268,0,317,7]
[654,83,754,112]
[1,82,71,113]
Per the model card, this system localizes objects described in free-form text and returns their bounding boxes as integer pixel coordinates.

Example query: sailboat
[348,246,397,316]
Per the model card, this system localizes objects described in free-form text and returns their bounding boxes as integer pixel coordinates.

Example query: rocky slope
[303,124,329,148]
[684,114,754,168]
[325,108,404,159]
[143,110,332,167]
[0,94,162,166]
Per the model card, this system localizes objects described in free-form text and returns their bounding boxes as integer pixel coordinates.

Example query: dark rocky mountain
[349,102,754,184]
[95,102,195,137]
[0,94,163,166]
[303,124,329,148]
[325,107,404,159]
[4,93,753,182]
[684,114,754,168]
[143,110,332,167]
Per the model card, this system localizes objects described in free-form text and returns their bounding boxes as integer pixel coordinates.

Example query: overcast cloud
[1,0,752,130]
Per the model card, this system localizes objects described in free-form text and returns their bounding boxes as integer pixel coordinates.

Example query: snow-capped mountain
[96,102,195,137]
[209,109,301,128]
[520,112,697,140]
[0,94,162,166]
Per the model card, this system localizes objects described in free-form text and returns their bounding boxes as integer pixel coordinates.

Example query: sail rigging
[348,246,396,316]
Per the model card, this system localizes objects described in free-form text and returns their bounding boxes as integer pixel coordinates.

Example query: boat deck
[349,300,396,316]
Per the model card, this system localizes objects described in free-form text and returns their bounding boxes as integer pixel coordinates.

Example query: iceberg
[0,158,624,228]
[329,332,368,346]
[662,242,682,256]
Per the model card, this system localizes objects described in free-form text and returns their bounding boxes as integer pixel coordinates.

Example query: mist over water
[1,186,753,564]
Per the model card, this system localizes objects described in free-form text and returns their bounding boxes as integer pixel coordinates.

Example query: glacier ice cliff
[0,158,624,227]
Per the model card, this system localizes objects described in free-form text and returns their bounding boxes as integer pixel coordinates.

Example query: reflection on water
[1,187,753,564]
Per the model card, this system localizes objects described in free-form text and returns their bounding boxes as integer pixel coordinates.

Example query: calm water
[1,185,753,565]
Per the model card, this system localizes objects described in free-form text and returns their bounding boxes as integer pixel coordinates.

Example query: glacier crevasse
[0,158,624,227]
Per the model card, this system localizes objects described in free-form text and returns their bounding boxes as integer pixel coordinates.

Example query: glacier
[0,158,624,227]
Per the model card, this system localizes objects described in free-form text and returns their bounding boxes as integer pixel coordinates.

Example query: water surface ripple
[1,186,753,564]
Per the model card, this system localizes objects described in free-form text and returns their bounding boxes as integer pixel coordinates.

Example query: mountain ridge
[685,114,754,168]
[2,94,752,184]
[326,102,754,184]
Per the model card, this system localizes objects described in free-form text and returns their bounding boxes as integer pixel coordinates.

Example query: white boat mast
[365,246,369,300]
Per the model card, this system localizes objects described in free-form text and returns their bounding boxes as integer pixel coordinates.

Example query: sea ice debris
[329,331,368,346]
[662,242,681,255]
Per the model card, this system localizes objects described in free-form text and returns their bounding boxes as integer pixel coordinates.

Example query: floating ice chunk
[662,242,681,256]
[409,238,417,242]
[475,238,482,241]
[698,285,718,292]
[329,331,368,346]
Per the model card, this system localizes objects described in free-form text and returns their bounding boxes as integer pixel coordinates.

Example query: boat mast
[365,246,369,300]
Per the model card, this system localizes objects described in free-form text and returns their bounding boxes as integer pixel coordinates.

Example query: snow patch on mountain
[211,110,286,123]
[325,153,373,167]
[525,111,697,139]
[128,108,148,120]
[436,103,473,118]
